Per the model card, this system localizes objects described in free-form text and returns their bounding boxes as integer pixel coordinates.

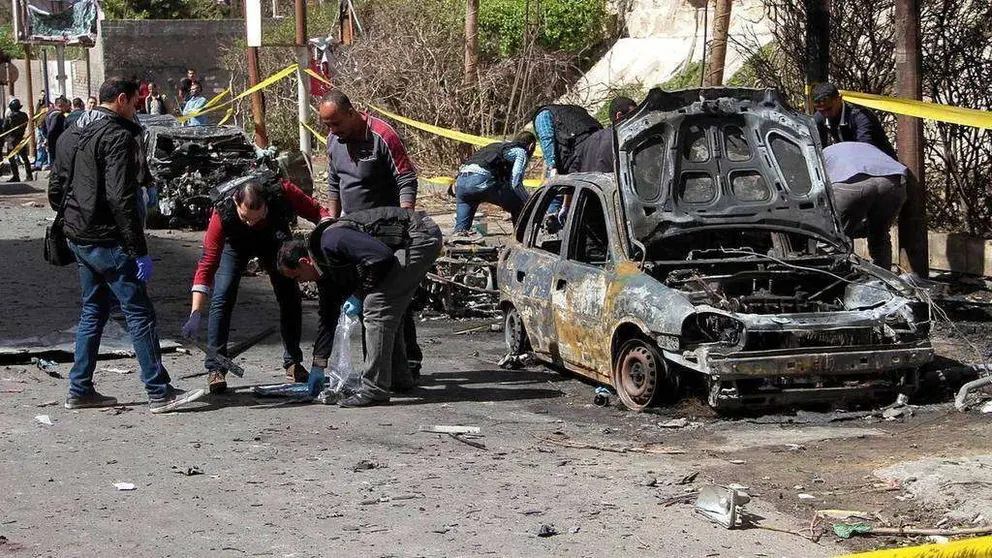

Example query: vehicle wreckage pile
[421,241,502,318]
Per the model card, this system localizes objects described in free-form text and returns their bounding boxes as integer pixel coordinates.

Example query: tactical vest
[532,104,603,174]
[213,172,294,241]
[466,141,526,183]
[308,206,418,271]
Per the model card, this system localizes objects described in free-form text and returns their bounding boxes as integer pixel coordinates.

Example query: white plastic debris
[113,482,136,491]
[35,414,53,426]
[981,401,992,414]
[798,493,816,500]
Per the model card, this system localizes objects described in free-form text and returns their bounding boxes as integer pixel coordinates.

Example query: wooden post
[894,0,928,275]
[339,0,354,44]
[703,0,732,87]
[804,0,830,113]
[24,45,36,159]
[246,45,269,147]
[464,0,479,84]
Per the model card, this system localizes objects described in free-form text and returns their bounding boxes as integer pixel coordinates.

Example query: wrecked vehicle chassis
[498,88,933,411]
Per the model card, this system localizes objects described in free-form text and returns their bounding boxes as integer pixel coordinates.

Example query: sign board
[245,0,262,47]
[0,62,18,85]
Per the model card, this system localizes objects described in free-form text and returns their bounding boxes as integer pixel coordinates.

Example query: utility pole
[295,0,311,157]
[894,0,928,275]
[245,0,269,146]
[703,0,732,87]
[40,47,50,105]
[464,0,479,84]
[24,45,36,158]
[804,0,830,112]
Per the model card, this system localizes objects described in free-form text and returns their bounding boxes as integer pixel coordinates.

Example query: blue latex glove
[182,311,201,340]
[145,186,159,208]
[307,366,326,397]
[342,295,362,317]
[135,255,154,283]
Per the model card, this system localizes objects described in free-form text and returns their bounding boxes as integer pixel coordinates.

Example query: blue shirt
[534,109,556,171]
[823,142,907,184]
[182,95,208,126]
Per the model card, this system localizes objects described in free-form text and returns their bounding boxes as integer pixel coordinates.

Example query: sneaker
[149,387,206,414]
[65,391,118,410]
[285,363,308,384]
[207,371,227,394]
[338,392,390,408]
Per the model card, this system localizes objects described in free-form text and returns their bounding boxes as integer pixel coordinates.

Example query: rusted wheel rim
[505,308,526,353]
[620,345,658,407]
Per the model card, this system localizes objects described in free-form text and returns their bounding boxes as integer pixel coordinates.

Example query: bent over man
[278,207,442,407]
[182,174,329,393]
[453,131,536,233]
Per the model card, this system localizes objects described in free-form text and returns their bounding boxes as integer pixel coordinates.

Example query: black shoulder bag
[44,148,77,267]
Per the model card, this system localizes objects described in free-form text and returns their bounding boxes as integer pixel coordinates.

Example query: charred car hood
[614,87,847,247]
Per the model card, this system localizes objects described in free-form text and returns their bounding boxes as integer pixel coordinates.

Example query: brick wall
[93,19,244,111]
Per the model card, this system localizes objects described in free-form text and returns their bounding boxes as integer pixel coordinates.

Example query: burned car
[498,87,933,411]
[144,125,313,229]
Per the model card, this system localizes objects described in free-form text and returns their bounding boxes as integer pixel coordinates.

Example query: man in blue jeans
[48,76,204,414]
[452,131,536,233]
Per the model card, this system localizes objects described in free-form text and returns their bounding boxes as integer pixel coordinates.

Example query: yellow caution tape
[179,64,299,123]
[203,87,231,111]
[304,67,543,157]
[300,120,326,145]
[2,135,31,163]
[217,107,234,126]
[839,89,992,130]
[834,535,992,558]
[0,109,47,141]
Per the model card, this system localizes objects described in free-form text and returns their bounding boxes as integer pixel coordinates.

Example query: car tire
[504,305,531,355]
[613,338,679,411]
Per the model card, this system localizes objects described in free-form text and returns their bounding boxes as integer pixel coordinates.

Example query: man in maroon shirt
[181,175,330,393]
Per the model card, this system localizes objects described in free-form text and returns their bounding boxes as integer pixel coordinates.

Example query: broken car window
[529,185,575,256]
[569,191,610,267]
[631,133,666,201]
[769,133,813,196]
[679,173,716,204]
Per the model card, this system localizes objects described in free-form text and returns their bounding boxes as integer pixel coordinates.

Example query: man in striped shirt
[318,90,425,382]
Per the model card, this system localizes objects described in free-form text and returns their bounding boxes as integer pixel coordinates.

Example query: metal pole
[295,0,311,157]
[84,48,91,96]
[24,44,36,158]
[703,0,732,87]
[804,0,830,113]
[55,44,67,98]
[894,0,928,275]
[40,47,50,105]
[464,0,479,84]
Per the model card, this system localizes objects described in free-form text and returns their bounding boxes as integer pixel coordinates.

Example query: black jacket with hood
[48,107,148,257]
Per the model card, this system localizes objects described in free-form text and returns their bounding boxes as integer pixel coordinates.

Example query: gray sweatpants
[831,174,907,270]
[359,217,443,399]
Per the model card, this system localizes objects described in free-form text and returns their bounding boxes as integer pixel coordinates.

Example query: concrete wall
[91,18,243,108]
[10,57,83,107]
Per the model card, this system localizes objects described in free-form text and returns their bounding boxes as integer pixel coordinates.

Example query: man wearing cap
[1,98,33,182]
[812,82,896,160]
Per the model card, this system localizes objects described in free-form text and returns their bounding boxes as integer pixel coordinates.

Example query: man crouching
[277,207,442,407]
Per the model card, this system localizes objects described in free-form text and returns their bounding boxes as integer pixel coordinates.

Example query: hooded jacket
[47,107,148,257]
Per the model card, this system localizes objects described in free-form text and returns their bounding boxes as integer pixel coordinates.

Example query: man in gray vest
[277,207,442,407]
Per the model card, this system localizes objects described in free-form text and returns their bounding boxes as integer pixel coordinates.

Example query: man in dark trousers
[277,207,442,407]
[180,174,330,393]
[2,98,33,182]
[318,89,426,378]
[48,76,204,413]
[812,83,897,159]
[452,131,536,233]
[44,96,70,165]
[823,141,911,270]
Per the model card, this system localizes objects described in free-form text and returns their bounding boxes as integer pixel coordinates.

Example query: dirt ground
[2,177,990,557]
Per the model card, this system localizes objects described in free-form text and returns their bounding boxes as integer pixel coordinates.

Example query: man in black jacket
[812,83,897,159]
[568,96,637,174]
[48,76,204,414]
[277,207,442,407]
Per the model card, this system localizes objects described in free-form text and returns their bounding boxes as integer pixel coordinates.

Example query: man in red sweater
[181,175,330,393]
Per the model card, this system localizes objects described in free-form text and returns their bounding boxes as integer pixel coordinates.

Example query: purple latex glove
[135,255,154,283]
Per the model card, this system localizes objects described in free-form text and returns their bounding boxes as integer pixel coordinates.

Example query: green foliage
[726,44,773,88]
[660,60,702,90]
[477,0,608,58]
[0,24,24,59]
[101,0,228,19]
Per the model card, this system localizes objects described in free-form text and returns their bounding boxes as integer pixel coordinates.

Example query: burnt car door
[505,183,575,359]
[550,187,614,375]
